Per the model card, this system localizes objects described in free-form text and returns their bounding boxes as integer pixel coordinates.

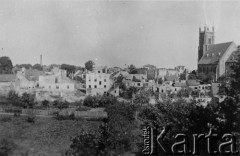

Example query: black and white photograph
[0,0,239,155]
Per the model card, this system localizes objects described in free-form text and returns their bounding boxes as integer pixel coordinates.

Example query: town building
[39,69,75,92]
[0,74,16,96]
[197,26,238,80]
[85,66,113,96]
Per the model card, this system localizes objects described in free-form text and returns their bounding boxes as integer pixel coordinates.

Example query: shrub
[0,116,12,122]
[54,113,76,121]
[42,100,49,108]
[53,100,69,109]
[76,106,91,111]
[0,138,17,156]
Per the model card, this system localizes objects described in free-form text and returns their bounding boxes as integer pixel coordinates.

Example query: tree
[65,130,103,156]
[60,64,76,77]
[7,91,20,107]
[15,64,32,69]
[42,100,49,108]
[197,72,215,83]
[179,70,187,81]
[20,93,35,108]
[128,64,136,74]
[188,73,197,80]
[134,89,151,106]
[0,56,13,74]
[65,101,138,156]
[32,64,43,71]
[85,60,95,71]
[157,78,163,84]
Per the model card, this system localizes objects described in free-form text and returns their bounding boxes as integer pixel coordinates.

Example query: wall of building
[85,73,111,90]
[218,43,237,78]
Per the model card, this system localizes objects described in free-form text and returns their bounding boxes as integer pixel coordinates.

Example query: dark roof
[198,42,233,64]
[25,69,45,81]
[173,82,187,87]
[0,74,16,82]
[226,51,240,63]
[186,80,200,86]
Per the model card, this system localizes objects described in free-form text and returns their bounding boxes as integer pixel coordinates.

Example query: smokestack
[40,54,42,66]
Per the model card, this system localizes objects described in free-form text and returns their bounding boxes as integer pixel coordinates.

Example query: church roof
[198,42,233,65]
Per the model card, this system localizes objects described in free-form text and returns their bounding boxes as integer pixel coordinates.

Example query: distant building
[39,69,75,92]
[0,74,16,96]
[197,26,238,80]
[85,66,112,96]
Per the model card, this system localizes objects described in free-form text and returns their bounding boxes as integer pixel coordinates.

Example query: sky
[0,0,240,70]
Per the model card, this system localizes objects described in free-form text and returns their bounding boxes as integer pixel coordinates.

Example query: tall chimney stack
[40,54,42,66]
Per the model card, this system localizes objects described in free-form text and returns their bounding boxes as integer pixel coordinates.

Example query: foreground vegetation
[0,116,101,156]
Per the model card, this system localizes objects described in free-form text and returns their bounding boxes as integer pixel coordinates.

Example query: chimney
[40,54,42,66]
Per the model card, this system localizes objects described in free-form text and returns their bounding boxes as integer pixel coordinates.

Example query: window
[94,85,97,88]
[115,90,116,93]
[49,86,51,89]
[194,87,197,89]
[55,78,58,83]
[138,83,140,86]
[208,38,211,44]
[95,79,97,82]
[67,85,69,89]
[99,81,102,85]
[56,86,59,89]
[89,85,91,88]
[98,71,100,73]
[102,69,105,73]
[104,85,106,88]
[104,79,106,82]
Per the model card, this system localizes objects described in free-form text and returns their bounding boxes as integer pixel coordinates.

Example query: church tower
[198,26,215,61]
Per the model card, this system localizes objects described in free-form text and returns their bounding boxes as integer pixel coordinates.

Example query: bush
[42,100,49,108]
[76,106,91,111]
[54,113,76,121]
[0,116,12,122]
[0,138,17,156]
[83,95,117,108]
[26,115,36,123]
[53,100,69,109]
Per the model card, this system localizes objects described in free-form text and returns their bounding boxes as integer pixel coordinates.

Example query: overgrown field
[0,115,101,156]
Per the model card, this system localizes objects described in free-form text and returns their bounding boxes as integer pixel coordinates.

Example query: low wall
[0,107,107,118]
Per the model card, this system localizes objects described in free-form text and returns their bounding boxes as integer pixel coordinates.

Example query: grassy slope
[0,115,101,156]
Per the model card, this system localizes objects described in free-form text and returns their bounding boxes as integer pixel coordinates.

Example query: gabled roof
[198,42,234,64]
[25,69,45,81]
[0,74,16,82]
[173,82,187,87]
[186,80,200,86]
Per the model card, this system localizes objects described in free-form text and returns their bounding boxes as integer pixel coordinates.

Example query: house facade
[85,67,112,96]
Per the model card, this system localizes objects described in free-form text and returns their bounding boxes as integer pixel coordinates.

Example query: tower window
[208,38,211,44]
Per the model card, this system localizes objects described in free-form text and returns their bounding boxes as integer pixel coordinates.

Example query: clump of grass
[0,116,12,122]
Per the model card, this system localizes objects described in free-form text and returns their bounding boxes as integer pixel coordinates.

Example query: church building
[197,26,238,80]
